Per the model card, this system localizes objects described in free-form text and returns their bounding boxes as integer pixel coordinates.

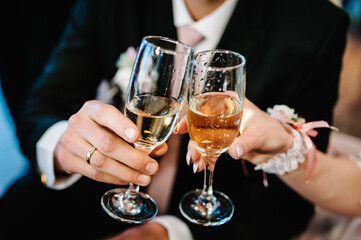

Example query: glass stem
[198,153,219,215]
[122,183,141,214]
[121,145,154,215]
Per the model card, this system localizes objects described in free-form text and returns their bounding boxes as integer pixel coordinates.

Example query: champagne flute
[179,49,246,226]
[101,36,193,223]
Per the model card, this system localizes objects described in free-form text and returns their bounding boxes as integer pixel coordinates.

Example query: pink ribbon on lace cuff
[291,119,338,181]
[268,105,338,182]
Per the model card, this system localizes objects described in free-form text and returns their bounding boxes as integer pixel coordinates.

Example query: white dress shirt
[36,0,238,239]
[173,0,238,53]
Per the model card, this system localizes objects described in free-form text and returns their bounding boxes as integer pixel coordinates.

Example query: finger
[185,141,206,172]
[88,149,152,186]
[55,141,129,185]
[81,100,140,142]
[194,158,205,172]
[186,141,201,165]
[175,115,188,134]
[68,113,159,175]
[59,130,153,186]
[149,142,168,157]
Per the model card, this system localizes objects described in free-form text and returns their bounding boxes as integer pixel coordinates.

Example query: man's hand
[54,100,168,186]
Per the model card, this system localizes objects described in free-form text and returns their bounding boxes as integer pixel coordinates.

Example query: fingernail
[193,162,198,174]
[236,144,243,158]
[173,124,179,134]
[125,127,136,141]
[146,162,157,174]
[186,150,192,165]
[138,174,150,185]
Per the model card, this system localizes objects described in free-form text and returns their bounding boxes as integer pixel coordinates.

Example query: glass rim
[193,49,246,71]
[143,35,194,56]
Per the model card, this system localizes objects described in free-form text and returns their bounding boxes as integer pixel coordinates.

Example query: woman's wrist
[255,104,336,181]
[254,128,307,175]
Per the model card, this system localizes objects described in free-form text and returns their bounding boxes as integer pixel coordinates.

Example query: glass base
[101,188,158,224]
[179,189,234,226]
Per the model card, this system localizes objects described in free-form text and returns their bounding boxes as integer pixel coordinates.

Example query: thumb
[229,128,265,160]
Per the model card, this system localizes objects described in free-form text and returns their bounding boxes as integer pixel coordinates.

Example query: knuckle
[92,101,110,119]
[89,169,102,182]
[55,146,67,163]
[60,130,72,146]
[122,171,138,184]
[116,179,129,186]
[97,136,116,154]
[57,133,67,147]
[128,171,149,186]
[117,166,143,185]
[129,153,147,170]
[90,152,106,168]
[82,100,110,121]
[109,175,126,185]
[54,147,75,175]
[83,100,98,110]
[68,113,82,126]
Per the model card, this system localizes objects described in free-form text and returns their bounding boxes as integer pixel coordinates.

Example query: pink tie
[177,25,204,48]
[147,26,203,215]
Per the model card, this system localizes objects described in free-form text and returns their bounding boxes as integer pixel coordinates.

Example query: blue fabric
[343,0,361,21]
[0,83,28,197]
[343,0,361,36]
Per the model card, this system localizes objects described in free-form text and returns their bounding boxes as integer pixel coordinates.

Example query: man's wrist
[36,120,82,189]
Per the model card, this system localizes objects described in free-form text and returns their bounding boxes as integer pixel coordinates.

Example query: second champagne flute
[179,49,246,226]
[101,36,193,223]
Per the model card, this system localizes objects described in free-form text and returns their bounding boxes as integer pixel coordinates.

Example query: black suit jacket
[3,0,349,239]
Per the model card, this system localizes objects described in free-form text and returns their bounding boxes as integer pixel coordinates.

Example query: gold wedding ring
[86,146,96,165]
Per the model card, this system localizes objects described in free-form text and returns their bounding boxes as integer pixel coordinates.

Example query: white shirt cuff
[349,151,361,171]
[151,215,193,240]
[36,120,82,190]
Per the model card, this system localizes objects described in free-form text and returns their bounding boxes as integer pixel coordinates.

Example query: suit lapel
[138,0,177,41]
[217,0,265,66]
[105,1,177,78]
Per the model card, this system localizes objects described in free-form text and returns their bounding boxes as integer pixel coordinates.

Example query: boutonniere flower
[113,46,137,102]
[112,47,137,101]
[96,47,137,104]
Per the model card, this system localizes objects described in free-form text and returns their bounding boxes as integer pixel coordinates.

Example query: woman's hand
[176,98,294,170]
[228,99,294,163]
[54,100,167,186]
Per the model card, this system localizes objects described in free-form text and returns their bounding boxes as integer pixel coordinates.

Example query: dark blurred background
[0,0,76,196]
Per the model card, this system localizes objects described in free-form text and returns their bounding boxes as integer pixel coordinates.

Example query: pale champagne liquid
[187,93,242,154]
[125,94,181,148]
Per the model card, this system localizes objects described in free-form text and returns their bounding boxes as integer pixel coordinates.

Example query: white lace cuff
[254,129,307,175]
